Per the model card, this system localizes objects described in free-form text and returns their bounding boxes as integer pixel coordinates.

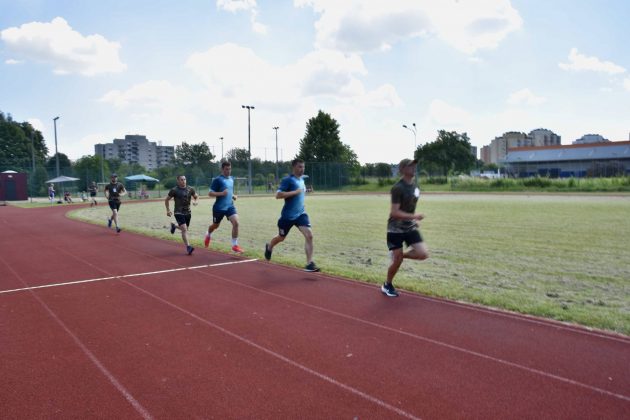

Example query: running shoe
[381,282,399,297]
[107,218,112,228]
[116,227,121,234]
[204,234,211,248]
[170,223,176,234]
[304,261,320,272]
[264,243,272,261]
[187,245,194,255]
[232,245,244,253]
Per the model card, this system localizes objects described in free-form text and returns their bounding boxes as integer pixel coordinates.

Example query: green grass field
[68,193,630,335]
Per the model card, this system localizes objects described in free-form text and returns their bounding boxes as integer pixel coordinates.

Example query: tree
[297,110,358,166]
[175,141,214,167]
[225,148,250,168]
[74,155,109,188]
[416,130,476,176]
[0,112,48,172]
[46,153,73,176]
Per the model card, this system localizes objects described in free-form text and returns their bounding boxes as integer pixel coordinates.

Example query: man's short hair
[292,158,305,166]
[221,160,231,168]
[177,174,186,180]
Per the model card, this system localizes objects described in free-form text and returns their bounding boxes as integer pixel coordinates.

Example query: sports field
[70,193,630,335]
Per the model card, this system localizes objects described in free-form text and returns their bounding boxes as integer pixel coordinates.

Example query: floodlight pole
[242,105,255,194]
[403,122,418,178]
[272,126,279,183]
[219,137,224,160]
[53,116,60,177]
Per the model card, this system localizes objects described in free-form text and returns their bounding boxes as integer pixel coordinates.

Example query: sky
[1,0,629,164]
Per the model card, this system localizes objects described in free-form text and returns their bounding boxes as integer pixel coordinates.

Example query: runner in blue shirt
[264,158,319,272]
[205,161,243,253]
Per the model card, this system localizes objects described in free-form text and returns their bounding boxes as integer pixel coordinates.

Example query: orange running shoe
[231,245,244,253]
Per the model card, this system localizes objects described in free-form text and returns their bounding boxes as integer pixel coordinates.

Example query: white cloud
[100,80,189,109]
[185,43,393,109]
[507,88,547,106]
[428,99,471,126]
[624,77,630,92]
[217,0,268,35]
[5,58,22,65]
[217,0,257,12]
[295,0,522,54]
[0,17,126,76]
[559,48,626,75]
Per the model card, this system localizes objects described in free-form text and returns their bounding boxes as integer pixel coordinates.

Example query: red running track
[1,204,629,419]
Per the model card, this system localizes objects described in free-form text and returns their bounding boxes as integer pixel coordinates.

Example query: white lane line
[195,269,630,404]
[125,281,421,420]
[0,256,154,420]
[0,259,257,295]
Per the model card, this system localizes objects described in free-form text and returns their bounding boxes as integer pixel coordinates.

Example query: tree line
[1,109,481,195]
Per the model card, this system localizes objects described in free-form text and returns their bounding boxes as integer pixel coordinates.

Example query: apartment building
[481,129,561,164]
[95,135,174,170]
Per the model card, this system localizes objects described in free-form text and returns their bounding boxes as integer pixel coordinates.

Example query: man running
[88,181,98,206]
[104,173,126,233]
[264,158,319,272]
[205,161,243,253]
[166,175,199,255]
[383,158,429,297]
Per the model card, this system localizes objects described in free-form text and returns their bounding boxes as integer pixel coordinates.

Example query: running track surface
[1,205,629,419]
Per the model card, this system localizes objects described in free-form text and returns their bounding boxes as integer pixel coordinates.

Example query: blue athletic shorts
[213,206,237,224]
[277,213,311,237]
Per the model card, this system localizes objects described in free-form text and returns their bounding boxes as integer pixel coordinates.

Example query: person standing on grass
[264,158,319,272]
[383,158,429,297]
[104,173,126,233]
[88,181,98,206]
[166,175,199,255]
[48,183,55,204]
[205,161,243,253]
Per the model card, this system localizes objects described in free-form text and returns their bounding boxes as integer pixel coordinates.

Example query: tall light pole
[402,123,417,154]
[403,122,418,178]
[272,126,279,183]
[219,137,224,160]
[241,105,255,194]
[100,144,105,183]
[53,116,60,177]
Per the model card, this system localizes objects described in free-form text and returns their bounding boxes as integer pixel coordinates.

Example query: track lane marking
[125,280,422,420]
[0,259,257,295]
[0,255,154,420]
[193,267,630,404]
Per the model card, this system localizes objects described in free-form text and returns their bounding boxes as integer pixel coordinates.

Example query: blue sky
[1,0,629,163]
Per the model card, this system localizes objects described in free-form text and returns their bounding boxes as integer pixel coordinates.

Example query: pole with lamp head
[53,116,60,177]
[402,122,418,178]
[241,105,255,194]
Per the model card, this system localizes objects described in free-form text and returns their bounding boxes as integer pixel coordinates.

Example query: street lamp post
[219,137,224,160]
[403,122,418,178]
[272,126,279,183]
[402,123,417,154]
[100,145,105,183]
[53,116,60,177]
[242,105,255,194]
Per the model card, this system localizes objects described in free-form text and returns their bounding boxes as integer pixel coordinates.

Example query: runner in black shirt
[165,175,199,255]
[382,159,429,297]
[104,173,126,233]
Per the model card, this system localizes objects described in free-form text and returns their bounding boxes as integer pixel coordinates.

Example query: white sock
[231,238,238,246]
[206,232,211,238]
